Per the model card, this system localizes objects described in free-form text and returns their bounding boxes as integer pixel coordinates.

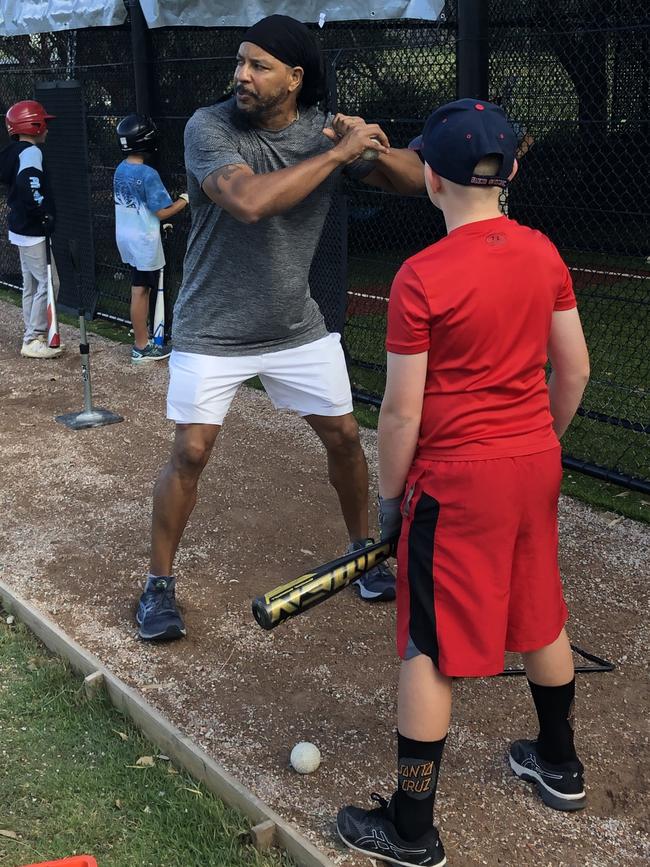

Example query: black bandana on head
[241,14,327,107]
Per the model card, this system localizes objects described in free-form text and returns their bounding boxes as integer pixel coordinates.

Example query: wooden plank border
[0,581,334,867]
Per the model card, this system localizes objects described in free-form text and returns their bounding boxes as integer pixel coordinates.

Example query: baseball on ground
[290,741,321,774]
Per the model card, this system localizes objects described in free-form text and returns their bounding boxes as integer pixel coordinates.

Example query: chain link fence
[0,1,648,490]
[488,0,649,490]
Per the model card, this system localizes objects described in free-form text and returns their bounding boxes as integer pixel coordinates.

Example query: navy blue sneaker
[349,538,396,602]
[337,793,446,866]
[136,577,186,641]
[509,739,586,811]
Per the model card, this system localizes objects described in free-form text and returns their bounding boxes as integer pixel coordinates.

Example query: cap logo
[442,117,448,123]
[465,133,472,139]
[475,103,485,111]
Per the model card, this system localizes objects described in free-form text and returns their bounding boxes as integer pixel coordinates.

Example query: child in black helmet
[113,114,188,363]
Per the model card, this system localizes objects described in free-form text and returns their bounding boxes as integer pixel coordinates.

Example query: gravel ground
[0,300,648,867]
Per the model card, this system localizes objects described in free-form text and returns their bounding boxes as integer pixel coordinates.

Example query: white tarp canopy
[140,1,445,28]
[0,1,444,36]
[0,2,127,36]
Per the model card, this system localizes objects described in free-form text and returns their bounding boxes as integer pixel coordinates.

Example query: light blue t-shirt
[114,161,172,271]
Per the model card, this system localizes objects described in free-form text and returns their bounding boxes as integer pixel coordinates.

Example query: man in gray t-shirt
[136,14,426,641]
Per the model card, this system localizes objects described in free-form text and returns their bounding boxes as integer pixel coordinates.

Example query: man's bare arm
[362,148,427,196]
[326,113,426,196]
[202,121,389,224]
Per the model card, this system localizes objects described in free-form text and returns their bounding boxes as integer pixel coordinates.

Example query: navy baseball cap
[409,98,517,188]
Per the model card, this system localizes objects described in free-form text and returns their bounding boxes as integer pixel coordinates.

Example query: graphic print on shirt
[114,162,171,271]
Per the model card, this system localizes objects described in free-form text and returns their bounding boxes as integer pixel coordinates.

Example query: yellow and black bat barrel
[252,537,398,630]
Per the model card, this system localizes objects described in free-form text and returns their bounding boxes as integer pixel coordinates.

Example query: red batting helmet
[5,100,55,137]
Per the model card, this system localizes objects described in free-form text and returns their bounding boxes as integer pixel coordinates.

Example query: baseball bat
[152,266,165,347]
[153,223,173,347]
[252,535,398,631]
[45,235,60,348]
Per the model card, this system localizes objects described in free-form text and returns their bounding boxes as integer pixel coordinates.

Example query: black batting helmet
[116,114,159,155]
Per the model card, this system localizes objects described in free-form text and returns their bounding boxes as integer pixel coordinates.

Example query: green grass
[561,472,649,523]
[0,286,132,345]
[352,396,649,522]
[343,251,649,504]
[0,617,292,867]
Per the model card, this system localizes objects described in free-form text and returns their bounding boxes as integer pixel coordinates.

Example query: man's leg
[150,423,220,576]
[305,412,368,541]
[137,423,220,640]
[305,411,396,601]
[509,628,585,810]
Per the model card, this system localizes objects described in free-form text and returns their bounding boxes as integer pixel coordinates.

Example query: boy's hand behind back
[378,494,403,541]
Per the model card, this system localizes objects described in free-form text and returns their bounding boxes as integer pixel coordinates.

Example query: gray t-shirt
[173,98,367,356]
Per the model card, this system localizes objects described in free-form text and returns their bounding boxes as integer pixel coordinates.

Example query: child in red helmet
[0,100,62,358]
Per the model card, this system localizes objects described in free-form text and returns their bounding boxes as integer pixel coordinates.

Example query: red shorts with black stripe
[396,447,568,677]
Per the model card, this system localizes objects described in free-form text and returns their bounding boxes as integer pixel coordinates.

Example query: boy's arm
[15,147,53,229]
[143,169,188,221]
[362,148,426,196]
[325,113,426,195]
[378,351,428,498]
[155,194,188,221]
[547,308,590,438]
[201,121,388,224]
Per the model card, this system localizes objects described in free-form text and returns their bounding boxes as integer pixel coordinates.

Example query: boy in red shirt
[337,99,590,866]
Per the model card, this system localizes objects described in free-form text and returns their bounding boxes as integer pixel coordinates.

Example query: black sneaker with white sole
[348,538,396,602]
[337,793,446,866]
[509,739,586,811]
[136,576,186,641]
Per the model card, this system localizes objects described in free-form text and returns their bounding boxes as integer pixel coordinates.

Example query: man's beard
[233,86,287,124]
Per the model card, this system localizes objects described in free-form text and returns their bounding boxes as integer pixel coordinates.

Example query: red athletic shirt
[386,216,577,460]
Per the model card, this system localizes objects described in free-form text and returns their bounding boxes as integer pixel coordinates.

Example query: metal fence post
[128,0,154,116]
[456,0,489,99]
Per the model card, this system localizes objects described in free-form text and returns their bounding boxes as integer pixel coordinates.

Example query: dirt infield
[1,299,648,867]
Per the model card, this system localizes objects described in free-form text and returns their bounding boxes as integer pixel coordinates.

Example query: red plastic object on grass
[19,858,98,867]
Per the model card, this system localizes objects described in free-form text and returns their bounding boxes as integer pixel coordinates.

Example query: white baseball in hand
[179,193,189,202]
[290,742,321,774]
[361,137,381,161]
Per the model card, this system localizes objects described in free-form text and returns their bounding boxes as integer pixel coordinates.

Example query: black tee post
[128,0,154,117]
[456,0,489,100]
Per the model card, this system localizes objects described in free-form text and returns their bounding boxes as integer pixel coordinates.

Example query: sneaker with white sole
[21,338,62,359]
[136,576,186,641]
[349,537,396,602]
[337,793,446,866]
[509,739,586,811]
[131,341,171,364]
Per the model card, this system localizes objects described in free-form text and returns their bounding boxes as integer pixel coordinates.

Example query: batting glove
[378,494,403,542]
[41,213,55,236]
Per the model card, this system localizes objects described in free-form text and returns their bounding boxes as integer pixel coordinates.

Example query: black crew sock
[528,677,577,764]
[394,731,446,842]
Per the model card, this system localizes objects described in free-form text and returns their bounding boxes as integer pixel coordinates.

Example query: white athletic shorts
[167,332,354,425]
